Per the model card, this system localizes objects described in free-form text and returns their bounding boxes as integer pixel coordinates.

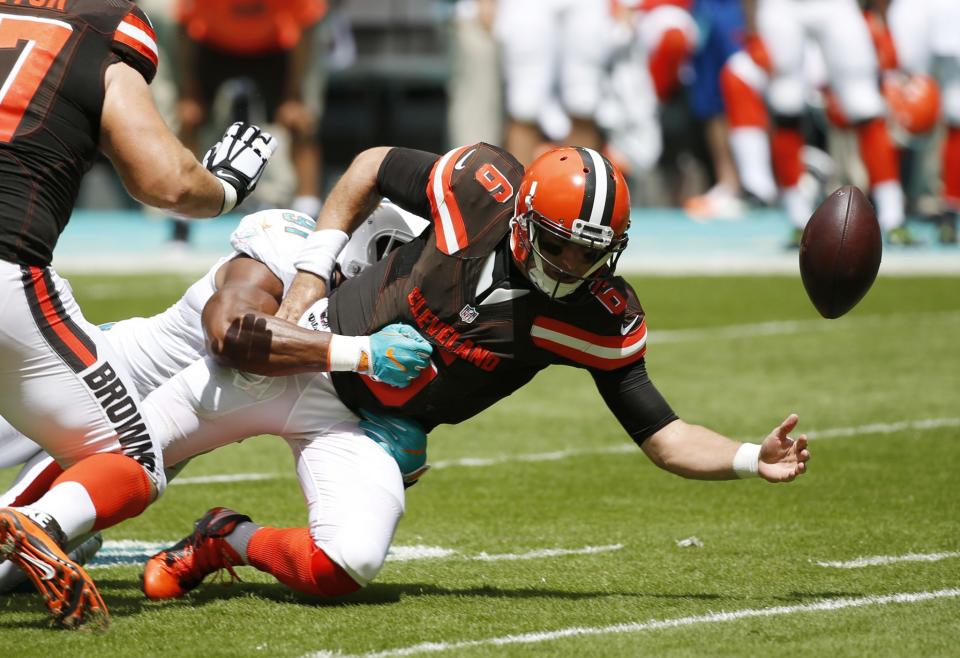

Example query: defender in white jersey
[0,204,429,590]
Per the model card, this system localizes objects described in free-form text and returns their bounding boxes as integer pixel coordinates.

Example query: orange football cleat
[142,507,249,600]
[0,508,108,629]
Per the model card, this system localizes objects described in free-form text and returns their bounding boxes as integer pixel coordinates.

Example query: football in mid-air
[799,185,882,319]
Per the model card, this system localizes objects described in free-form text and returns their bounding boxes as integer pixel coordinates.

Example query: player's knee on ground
[318,525,393,587]
[310,479,405,586]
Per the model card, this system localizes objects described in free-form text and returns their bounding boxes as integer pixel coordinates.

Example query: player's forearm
[642,419,741,480]
[136,145,225,217]
[277,147,393,321]
[207,311,338,376]
[100,62,224,216]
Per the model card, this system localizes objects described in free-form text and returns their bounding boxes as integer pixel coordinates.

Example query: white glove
[203,122,279,214]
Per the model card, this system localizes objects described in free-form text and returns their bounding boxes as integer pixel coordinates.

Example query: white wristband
[732,442,762,479]
[327,334,372,374]
[294,229,350,284]
[218,178,238,215]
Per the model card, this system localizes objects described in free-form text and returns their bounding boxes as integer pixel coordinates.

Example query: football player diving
[118,143,807,602]
[3,144,810,604]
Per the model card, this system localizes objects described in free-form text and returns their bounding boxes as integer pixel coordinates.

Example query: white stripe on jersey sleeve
[431,147,462,254]
[117,20,159,61]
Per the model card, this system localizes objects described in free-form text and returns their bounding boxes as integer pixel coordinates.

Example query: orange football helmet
[510,147,631,299]
[883,73,941,135]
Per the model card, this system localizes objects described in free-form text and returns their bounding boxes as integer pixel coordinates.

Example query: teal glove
[368,323,432,388]
[359,409,429,486]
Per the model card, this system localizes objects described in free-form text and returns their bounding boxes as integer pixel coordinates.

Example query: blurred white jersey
[888,0,960,74]
[758,0,883,121]
[495,0,614,121]
[888,0,960,124]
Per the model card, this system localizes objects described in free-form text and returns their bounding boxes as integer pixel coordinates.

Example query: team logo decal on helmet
[510,147,631,299]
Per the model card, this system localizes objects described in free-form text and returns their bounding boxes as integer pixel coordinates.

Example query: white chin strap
[527,256,583,298]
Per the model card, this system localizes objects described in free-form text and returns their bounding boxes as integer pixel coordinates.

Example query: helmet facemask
[513,211,627,300]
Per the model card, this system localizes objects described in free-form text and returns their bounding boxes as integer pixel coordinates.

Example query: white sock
[782,185,814,229]
[23,481,96,541]
[872,180,905,231]
[730,127,778,204]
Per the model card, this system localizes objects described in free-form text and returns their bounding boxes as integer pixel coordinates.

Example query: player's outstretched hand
[758,413,810,483]
[203,122,279,213]
[368,323,433,388]
[359,409,429,486]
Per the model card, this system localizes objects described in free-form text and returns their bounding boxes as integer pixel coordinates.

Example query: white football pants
[0,260,165,491]
[141,298,405,587]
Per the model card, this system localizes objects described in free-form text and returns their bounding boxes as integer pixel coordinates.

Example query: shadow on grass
[774,590,866,602]
[1,577,728,628]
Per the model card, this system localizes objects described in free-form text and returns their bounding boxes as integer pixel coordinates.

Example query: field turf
[1,273,958,656]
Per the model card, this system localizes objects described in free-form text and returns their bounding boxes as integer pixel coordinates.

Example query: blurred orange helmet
[510,147,631,299]
[883,74,941,135]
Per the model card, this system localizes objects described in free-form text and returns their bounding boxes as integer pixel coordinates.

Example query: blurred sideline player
[679,0,751,219]
[883,0,960,243]
[601,1,695,181]
[0,0,277,627]
[495,0,614,165]
[174,0,327,223]
[722,0,908,244]
[608,0,748,218]
[0,203,429,592]
[130,143,808,603]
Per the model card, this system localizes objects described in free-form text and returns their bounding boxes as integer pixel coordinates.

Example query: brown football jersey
[0,0,158,267]
[328,144,658,435]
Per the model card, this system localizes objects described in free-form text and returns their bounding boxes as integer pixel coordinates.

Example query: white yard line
[650,310,960,345]
[431,417,959,471]
[88,542,621,569]
[87,540,170,568]
[167,416,959,485]
[170,473,280,485]
[468,544,623,562]
[815,551,960,569]
[431,445,634,470]
[804,418,960,440]
[304,589,960,658]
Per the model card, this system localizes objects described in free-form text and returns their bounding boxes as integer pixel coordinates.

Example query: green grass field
[1,273,958,656]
